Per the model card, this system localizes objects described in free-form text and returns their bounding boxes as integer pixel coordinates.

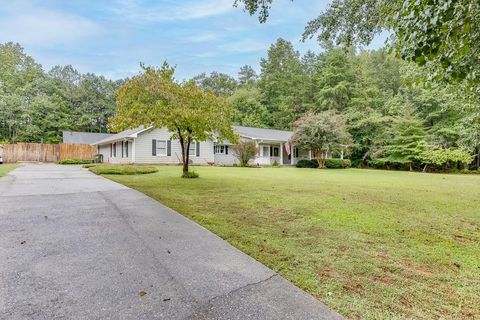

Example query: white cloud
[219,39,269,53]
[185,32,221,43]
[111,0,235,22]
[0,3,100,46]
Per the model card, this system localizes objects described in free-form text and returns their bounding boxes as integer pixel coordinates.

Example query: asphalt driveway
[0,164,342,319]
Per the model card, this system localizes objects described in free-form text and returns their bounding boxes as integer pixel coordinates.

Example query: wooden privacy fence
[0,143,98,163]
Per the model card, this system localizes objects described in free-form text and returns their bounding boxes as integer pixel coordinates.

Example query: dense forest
[1,40,479,168]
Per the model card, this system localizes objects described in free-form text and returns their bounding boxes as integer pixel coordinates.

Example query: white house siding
[214,149,239,166]
[98,144,110,163]
[98,141,132,164]
[134,128,215,165]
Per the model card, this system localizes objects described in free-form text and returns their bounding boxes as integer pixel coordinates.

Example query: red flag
[285,143,291,155]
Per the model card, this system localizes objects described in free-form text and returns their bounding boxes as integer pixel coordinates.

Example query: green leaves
[421,147,474,166]
[113,62,238,173]
[235,0,480,94]
[291,110,352,167]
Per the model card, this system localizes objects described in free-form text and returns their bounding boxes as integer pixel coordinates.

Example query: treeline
[1,40,479,169]
[193,39,480,169]
[0,42,124,143]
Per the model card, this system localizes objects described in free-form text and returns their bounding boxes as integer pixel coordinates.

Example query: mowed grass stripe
[105,166,480,319]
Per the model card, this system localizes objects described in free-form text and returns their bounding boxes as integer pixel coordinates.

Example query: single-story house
[63,131,113,145]
[91,126,314,166]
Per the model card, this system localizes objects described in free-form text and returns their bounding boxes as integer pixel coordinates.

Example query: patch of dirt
[317,267,339,279]
[403,257,433,276]
[372,274,395,285]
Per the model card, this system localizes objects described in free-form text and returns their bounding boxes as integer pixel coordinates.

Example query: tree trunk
[317,153,325,169]
[184,138,191,174]
[422,164,428,172]
[178,129,189,174]
[476,147,480,169]
[409,162,413,171]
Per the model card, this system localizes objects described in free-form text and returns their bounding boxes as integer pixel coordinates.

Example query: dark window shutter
[121,141,124,158]
[225,145,228,155]
[126,141,129,157]
[167,140,171,156]
[113,143,116,157]
[152,140,156,156]
[110,144,112,157]
[270,146,272,157]
[196,142,200,157]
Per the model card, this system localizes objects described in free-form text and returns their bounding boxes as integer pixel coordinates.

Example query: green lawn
[0,164,18,177]
[105,166,480,319]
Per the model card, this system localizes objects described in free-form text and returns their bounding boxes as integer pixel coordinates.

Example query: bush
[231,141,258,167]
[325,158,351,169]
[89,165,158,175]
[182,171,199,179]
[296,159,319,168]
[59,158,92,165]
[367,159,410,170]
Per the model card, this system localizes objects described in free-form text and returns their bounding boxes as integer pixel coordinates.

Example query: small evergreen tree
[384,108,427,171]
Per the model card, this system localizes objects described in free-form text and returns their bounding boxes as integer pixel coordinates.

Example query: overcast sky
[0,0,386,80]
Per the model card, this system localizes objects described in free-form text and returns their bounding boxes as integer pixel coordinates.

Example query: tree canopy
[234,0,480,94]
[292,110,352,168]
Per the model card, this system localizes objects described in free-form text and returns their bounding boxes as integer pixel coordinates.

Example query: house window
[111,143,116,157]
[214,145,225,154]
[273,147,279,157]
[156,140,167,156]
[189,142,196,156]
[262,146,269,157]
[122,141,129,158]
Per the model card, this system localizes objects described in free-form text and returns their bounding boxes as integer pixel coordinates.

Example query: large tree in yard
[112,63,238,177]
[291,110,352,168]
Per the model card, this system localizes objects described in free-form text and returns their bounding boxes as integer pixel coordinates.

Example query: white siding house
[91,125,312,166]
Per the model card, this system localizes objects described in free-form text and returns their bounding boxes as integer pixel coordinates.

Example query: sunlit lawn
[0,164,18,177]
[104,166,480,319]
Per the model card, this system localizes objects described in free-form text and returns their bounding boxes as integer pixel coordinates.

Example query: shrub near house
[296,158,351,169]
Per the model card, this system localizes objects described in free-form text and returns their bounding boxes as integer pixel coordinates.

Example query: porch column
[132,139,136,163]
[290,143,294,165]
[280,142,283,165]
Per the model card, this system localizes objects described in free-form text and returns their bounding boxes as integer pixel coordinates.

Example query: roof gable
[91,126,148,145]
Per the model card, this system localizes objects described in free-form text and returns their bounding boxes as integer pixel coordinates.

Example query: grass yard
[105,166,480,319]
[0,164,18,177]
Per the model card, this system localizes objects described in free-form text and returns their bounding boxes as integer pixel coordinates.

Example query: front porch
[254,142,310,166]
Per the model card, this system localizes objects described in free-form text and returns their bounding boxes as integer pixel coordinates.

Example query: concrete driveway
[0,164,342,319]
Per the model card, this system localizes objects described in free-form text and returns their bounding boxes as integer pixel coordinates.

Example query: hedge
[59,158,92,165]
[89,165,158,175]
[296,159,351,169]
[296,159,319,168]
[325,159,351,169]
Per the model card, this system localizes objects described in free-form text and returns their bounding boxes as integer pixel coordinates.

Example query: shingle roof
[89,125,293,145]
[91,126,147,145]
[233,125,293,142]
[62,131,114,145]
